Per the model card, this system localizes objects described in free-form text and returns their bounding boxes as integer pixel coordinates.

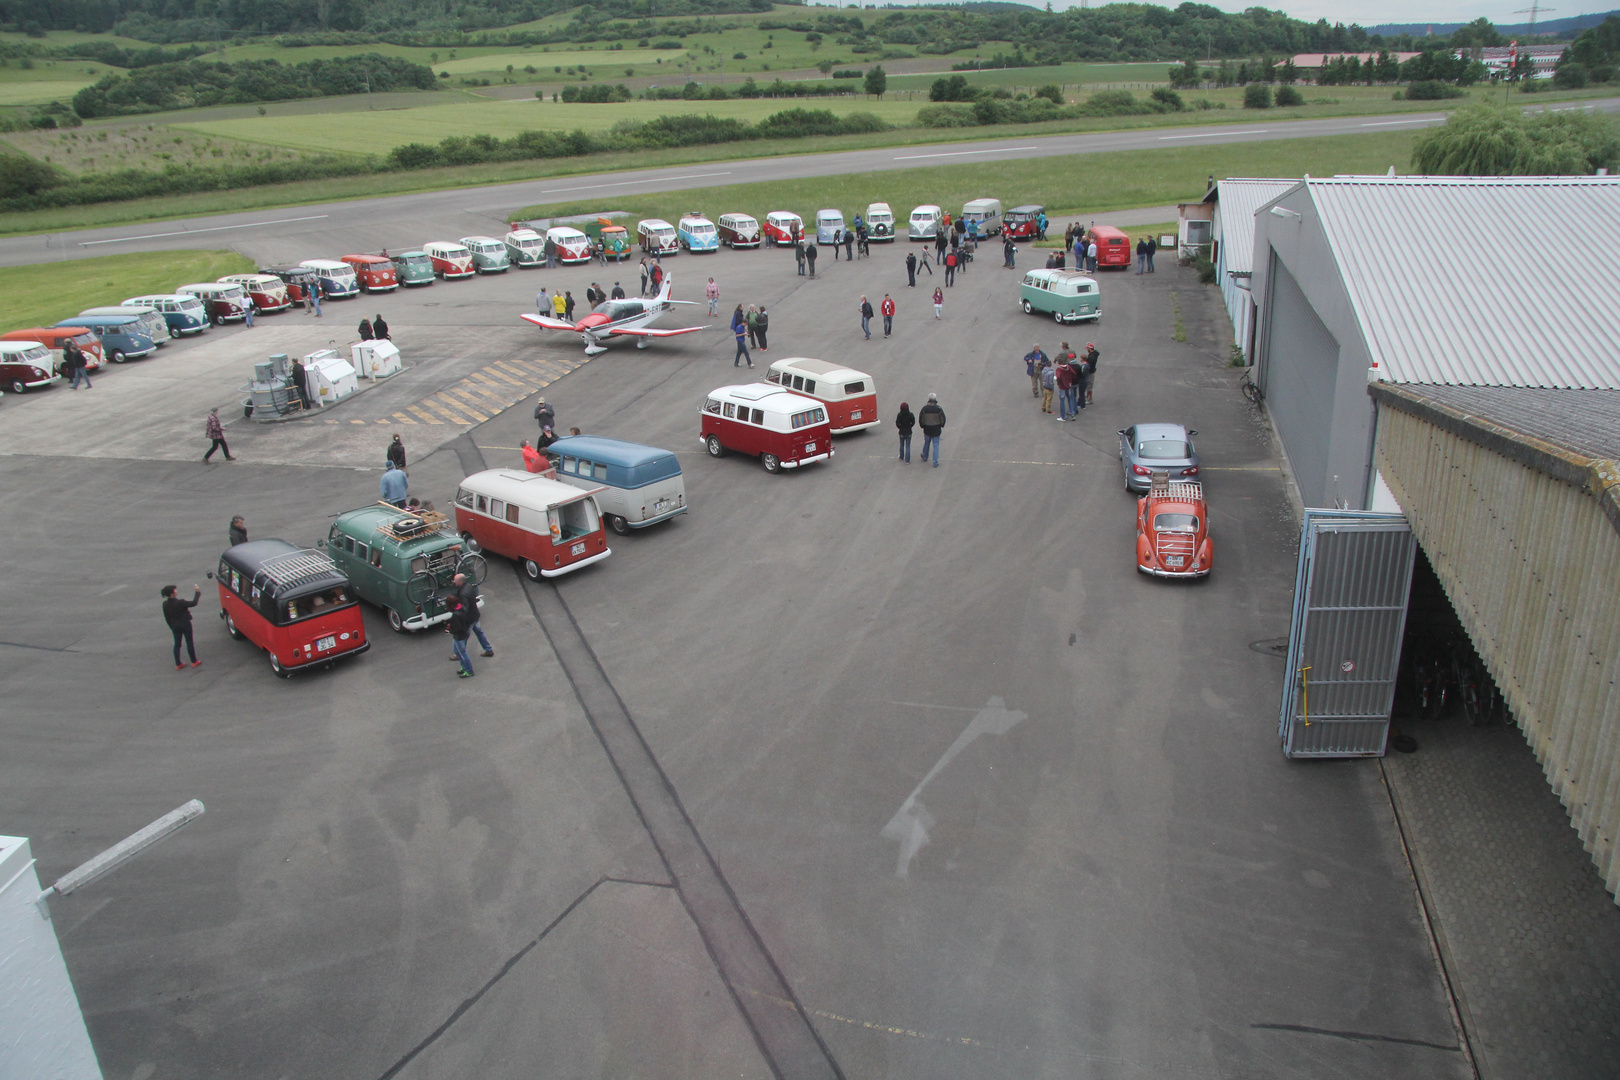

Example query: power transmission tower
[1513,1,1555,38]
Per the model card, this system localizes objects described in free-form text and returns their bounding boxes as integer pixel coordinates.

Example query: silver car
[1119,422,1200,493]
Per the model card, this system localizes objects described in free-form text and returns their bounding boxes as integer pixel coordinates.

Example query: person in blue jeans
[859,295,873,340]
[917,393,946,467]
[450,572,494,658]
[447,597,475,678]
[895,401,914,463]
[731,305,752,367]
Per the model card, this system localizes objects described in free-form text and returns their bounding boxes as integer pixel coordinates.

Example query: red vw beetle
[1136,474,1213,579]
[216,539,369,676]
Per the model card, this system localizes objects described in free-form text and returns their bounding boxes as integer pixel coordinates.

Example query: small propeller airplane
[520,275,709,356]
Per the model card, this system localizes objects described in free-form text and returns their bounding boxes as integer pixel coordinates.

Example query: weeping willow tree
[1412,101,1620,175]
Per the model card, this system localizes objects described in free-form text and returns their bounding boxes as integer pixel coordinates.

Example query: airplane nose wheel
[636,338,649,349]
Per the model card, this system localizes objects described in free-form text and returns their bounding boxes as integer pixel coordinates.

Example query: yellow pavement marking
[406,406,443,425]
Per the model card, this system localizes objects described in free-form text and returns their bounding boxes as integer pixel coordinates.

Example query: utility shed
[1371,384,1620,897]
[1205,178,1296,363]
[1250,174,1620,511]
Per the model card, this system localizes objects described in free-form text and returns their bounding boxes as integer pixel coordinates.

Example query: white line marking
[536,171,732,195]
[1360,117,1443,127]
[80,214,330,246]
[1159,130,1271,140]
[880,697,1027,878]
[894,145,1038,160]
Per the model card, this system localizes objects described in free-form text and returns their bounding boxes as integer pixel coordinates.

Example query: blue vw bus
[545,435,687,535]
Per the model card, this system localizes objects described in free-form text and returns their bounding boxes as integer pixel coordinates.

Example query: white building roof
[1284,175,1620,388]
[1214,178,1298,276]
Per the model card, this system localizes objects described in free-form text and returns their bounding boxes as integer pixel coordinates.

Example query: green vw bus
[390,250,436,287]
[320,503,487,632]
[1019,268,1101,324]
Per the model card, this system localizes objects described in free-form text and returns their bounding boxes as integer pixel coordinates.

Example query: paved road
[5,98,1615,269]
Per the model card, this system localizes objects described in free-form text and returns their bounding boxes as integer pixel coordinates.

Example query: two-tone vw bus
[459,236,510,273]
[961,198,1003,237]
[176,282,249,324]
[717,213,761,248]
[545,435,687,535]
[762,211,802,246]
[260,265,320,306]
[216,539,370,677]
[865,202,896,241]
[1020,269,1101,323]
[390,251,436,286]
[908,205,943,241]
[677,213,719,252]
[503,228,545,267]
[815,208,845,244]
[423,241,476,279]
[0,340,61,394]
[340,254,399,292]
[764,357,878,435]
[544,227,592,265]
[299,259,360,298]
[638,219,679,256]
[322,503,488,632]
[454,470,612,580]
[78,306,170,347]
[220,273,292,313]
[700,383,834,473]
[1,327,102,372]
[54,314,156,364]
[120,294,209,337]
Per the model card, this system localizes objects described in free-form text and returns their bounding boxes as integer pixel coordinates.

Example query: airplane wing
[663,300,703,306]
[608,325,709,338]
[520,313,578,331]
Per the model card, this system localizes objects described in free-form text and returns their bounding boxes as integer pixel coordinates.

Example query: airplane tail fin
[655,274,673,302]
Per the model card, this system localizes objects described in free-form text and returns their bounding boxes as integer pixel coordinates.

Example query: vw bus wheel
[457,553,489,585]
[460,532,480,553]
[762,453,782,473]
[705,435,724,457]
[226,614,245,640]
[268,651,289,677]
[168,325,181,339]
[608,514,629,536]
[1022,300,1032,314]
[523,558,542,581]
[108,350,125,364]
[386,606,406,633]
[9,379,24,395]
[1053,310,1064,324]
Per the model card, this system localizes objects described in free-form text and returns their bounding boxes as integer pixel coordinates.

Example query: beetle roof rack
[256,548,340,590]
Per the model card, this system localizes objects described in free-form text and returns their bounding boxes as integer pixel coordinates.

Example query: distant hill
[1366,10,1618,39]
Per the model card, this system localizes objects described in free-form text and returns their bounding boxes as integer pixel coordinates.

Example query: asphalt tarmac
[3,96,1615,268]
[2,239,1471,1079]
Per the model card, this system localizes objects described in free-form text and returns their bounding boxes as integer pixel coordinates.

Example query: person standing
[521,439,545,473]
[228,516,248,546]
[1073,234,1086,271]
[452,571,494,658]
[731,305,753,367]
[639,257,650,296]
[534,397,555,432]
[1040,359,1057,414]
[309,279,323,317]
[1135,236,1148,274]
[380,461,408,508]
[242,297,254,328]
[934,229,947,263]
[1003,234,1016,269]
[895,401,914,463]
[754,307,769,351]
[545,240,557,270]
[880,294,895,338]
[537,424,558,450]
[359,318,374,340]
[649,262,663,294]
[745,304,760,350]
[290,358,311,410]
[918,247,934,276]
[1087,239,1098,274]
[1146,234,1157,273]
[161,584,203,670]
[706,277,720,316]
[203,407,233,462]
[552,291,567,319]
[1037,211,1048,240]
[536,287,550,316]
[373,314,390,340]
[944,249,957,287]
[386,433,406,471]
[611,282,625,299]
[1055,353,1075,420]
[446,597,476,678]
[795,239,806,276]
[832,229,842,261]
[63,339,91,389]
[1083,342,1100,405]
[859,295,874,340]
[932,285,943,319]
[1025,344,1046,397]
[564,291,576,321]
[905,251,917,288]
[844,229,854,262]
[917,393,946,467]
[805,243,818,278]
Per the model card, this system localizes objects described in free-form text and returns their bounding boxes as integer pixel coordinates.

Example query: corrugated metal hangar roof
[1301,175,1620,389]
[1212,179,1299,276]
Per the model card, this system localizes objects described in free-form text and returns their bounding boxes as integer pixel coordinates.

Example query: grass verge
[511,131,1420,226]
[0,249,252,333]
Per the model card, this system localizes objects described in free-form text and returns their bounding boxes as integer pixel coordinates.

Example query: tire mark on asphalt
[522,578,845,1080]
[1250,1023,1462,1053]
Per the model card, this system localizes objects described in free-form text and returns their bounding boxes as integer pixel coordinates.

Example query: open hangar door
[1390,546,1511,744]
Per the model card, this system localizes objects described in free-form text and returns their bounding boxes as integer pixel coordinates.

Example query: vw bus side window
[476,494,488,513]
[355,542,368,560]
[231,571,243,594]
[592,463,608,481]
[370,548,383,568]
[456,488,474,509]
[790,376,803,390]
[218,558,231,580]
[751,408,765,424]
[411,556,429,574]
[803,379,816,394]
[344,537,354,553]
[562,456,578,474]
[490,498,505,520]
[844,381,865,393]
[505,503,520,524]
[285,587,350,621]
[723,402,736,418]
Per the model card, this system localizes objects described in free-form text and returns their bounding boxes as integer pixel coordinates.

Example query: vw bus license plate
[571,541,586,556]
[850,410,863,421]
[315,635,337,652]
[805,441,817,453]
[654,497,672,512]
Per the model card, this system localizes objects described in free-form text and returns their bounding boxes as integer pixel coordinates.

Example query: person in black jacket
[386,433,407,471]
[372,314,390,340]
[228,516,248,546]
[161,584,201,669]
[451,571,493,658]
[895,402,915,463]
[447,597,476,678]
[917,393,946,468]
[359,318,374,340]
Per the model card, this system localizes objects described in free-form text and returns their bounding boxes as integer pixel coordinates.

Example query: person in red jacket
[880,294,896,337]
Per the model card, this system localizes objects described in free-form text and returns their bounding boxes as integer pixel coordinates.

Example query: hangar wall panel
[1261,256,1340,507]
[1376,408,1620,896]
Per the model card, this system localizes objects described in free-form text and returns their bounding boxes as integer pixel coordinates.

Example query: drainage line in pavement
[522,578,845,1080]
[1378,758,1484,1079]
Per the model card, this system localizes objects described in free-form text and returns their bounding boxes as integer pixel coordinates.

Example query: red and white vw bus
[700,383,834,473]
[220,273,292,313]
[423,241,476,279]
[762,211,802,246]
[545,226,593,264]
[216,540,370,677]
[1,327,102,372]
[453,469,611,580]
[341,254,399,292]
[764,357,878,435]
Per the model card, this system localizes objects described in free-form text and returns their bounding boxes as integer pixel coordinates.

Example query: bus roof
[460,469,600,509]
[222,540,347,595]
[546,435,678,469]
[768,356,870,382]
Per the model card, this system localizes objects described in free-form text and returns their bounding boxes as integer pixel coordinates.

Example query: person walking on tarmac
[731,305,753,367]
[203,407,234,462]
[229,515,248,546]
[859,295,874,340]
[161,584,202,669]
[905,251,917,288]
[805,243,818,278]
[754,306,769,351]
[880,294,895,338]
[446,596,476,679]
[386,433,407,472]
[895,401,914,463]
[450,571,494,658]
[359,318,374,340]
[917,393,946,468]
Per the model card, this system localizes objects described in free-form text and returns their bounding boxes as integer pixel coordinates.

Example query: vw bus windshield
[686,223,715,234]
[401,254,431,266]
[514,238,541,250]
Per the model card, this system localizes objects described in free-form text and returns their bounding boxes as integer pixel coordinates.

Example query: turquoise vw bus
[1019,269,1101,324]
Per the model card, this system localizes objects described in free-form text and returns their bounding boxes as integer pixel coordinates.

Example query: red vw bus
[454,469,611,580]
[1091,225,1132,269]
[764,357,878,435]
[701,383,834,473]
[220,273,292,313]
[341,254,399,293]
[216,540,369,676]
[1,327,103,372]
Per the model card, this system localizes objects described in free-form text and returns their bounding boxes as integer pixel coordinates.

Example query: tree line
[70,54,437,118]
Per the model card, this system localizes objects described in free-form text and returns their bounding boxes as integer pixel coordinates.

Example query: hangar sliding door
[1279,510,1416,758]
[1260,255,1341,508]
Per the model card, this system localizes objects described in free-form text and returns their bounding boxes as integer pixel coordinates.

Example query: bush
[1078,89,1153,116]
[1554,62,1589,89]
[832,69,862,79]
[1274,84,1304,106]
[733,52,747,60]
[1195,253,1218,285]
[1243,84,1272,108]
[1035,84,1064,104]
[1404,80,1466,100]
[0,152,63,200]
[916,103,979,127]
[1150,86,1183,110]
[929,74,974,102]
[560,83,631,103]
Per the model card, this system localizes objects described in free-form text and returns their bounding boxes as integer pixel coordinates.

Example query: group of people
[528,396,583,455]
[729,302,770,367]
[1026,341,1100,421]
[893,394,947,467]
[356,314,391,341]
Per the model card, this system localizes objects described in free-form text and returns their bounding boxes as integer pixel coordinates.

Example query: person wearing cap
[917,393,946,468]
[1082,342,1100,405]
[534,397,555,431]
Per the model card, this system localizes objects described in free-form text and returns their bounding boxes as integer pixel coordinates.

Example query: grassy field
[1,123,310,175]
[510,129,1420,226]
[0,249,252,334]
[0,59,119,106]
[887,61,1171,91]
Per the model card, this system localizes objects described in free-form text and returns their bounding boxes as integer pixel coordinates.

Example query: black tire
[706,434,724,457]
[168,325,181,339]
[1022,300,1032,314]
[268,651,289,677]
[9,379,24,395]
[608,514,630,535]
[386,606,406,633]
[108,350,124,364]
[226,613,244,640]
[460,532,480,553]
[523,558,542,581]
[456,553,489,584]
[762,453,781,473]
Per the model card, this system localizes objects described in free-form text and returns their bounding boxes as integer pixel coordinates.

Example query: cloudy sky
[833,1,1608,28]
